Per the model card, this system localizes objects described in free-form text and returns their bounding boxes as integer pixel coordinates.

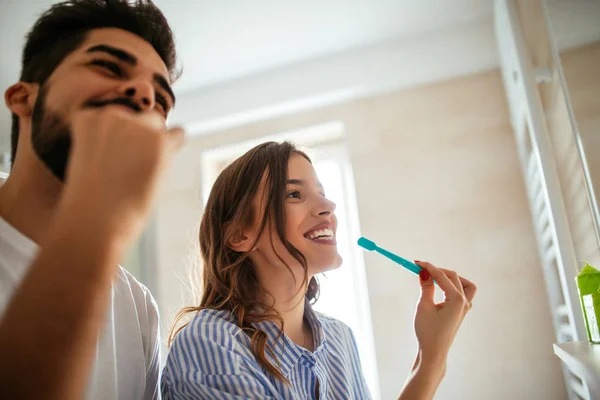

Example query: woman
[162,141,476,399]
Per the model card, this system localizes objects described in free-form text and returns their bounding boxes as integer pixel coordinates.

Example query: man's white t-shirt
[0,215,161,399]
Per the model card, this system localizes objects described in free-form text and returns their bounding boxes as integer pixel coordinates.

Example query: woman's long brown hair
[169,141,319,382]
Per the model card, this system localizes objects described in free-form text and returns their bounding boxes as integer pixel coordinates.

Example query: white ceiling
[156,0,494,93]
[0,0,494,95]
[0,0,598,143]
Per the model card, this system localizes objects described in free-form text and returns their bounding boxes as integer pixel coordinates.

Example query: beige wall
[156,69,565,399]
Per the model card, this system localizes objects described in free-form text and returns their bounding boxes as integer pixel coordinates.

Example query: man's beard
[31,85,72,182]
[30,85,142,182]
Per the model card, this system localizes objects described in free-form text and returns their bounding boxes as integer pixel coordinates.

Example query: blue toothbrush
[357,237,423,276]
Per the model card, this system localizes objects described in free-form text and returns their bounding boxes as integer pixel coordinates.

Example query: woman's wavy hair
[169,141,319,382]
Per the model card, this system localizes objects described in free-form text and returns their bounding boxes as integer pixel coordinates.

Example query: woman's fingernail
[414,260,421,263]
[419,270,430,281]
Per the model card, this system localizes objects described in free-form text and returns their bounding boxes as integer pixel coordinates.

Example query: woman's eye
[287,190,301,199]
[91,60,122,77]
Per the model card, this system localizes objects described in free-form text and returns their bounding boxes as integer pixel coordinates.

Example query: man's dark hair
[10,0,180,163]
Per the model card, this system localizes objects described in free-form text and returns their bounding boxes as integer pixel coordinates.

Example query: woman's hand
[413,261,476,367]
[397,262,476,400]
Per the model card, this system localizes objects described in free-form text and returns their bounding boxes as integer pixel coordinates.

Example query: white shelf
[554,341,600,398]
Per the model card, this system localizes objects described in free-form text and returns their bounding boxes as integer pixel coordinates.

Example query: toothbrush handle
[376,248,422,275]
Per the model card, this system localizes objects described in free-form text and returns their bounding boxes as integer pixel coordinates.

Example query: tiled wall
[156,69,565,399]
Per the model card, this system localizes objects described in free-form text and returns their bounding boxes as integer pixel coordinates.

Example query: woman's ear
[5,82,38,118]
[228,229,256,253]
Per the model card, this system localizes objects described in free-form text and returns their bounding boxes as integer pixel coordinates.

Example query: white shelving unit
[554,341,600,399]
[495,1,596,398]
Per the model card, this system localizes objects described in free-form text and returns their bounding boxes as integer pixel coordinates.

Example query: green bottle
[576,262,600,343]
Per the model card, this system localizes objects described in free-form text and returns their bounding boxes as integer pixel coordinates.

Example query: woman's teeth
[305,228,334,240]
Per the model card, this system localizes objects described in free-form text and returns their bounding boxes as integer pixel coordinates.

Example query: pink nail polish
[419,270,430,281]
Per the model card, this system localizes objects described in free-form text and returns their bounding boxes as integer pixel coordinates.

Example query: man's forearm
[0,207,126,400]
[398,352,447,400]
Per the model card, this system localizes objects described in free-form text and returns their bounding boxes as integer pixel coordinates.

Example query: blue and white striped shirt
[162,300,371,399]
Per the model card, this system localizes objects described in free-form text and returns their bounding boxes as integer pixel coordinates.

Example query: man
[0,1,184,398]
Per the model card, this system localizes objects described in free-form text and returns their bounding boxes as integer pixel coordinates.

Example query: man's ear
[5,82,39,118]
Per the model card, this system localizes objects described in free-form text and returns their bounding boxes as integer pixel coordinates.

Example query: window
[200,125,381,399]
[310,145,381,400]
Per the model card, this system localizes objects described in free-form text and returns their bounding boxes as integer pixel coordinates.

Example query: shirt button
[303,353,316,364]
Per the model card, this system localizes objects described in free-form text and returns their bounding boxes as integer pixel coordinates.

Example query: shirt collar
[253,297,330,377]
[303,299,328,353]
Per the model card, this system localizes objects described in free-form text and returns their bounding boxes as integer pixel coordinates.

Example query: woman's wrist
[398,351,447,400]
[415,348,447,380]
